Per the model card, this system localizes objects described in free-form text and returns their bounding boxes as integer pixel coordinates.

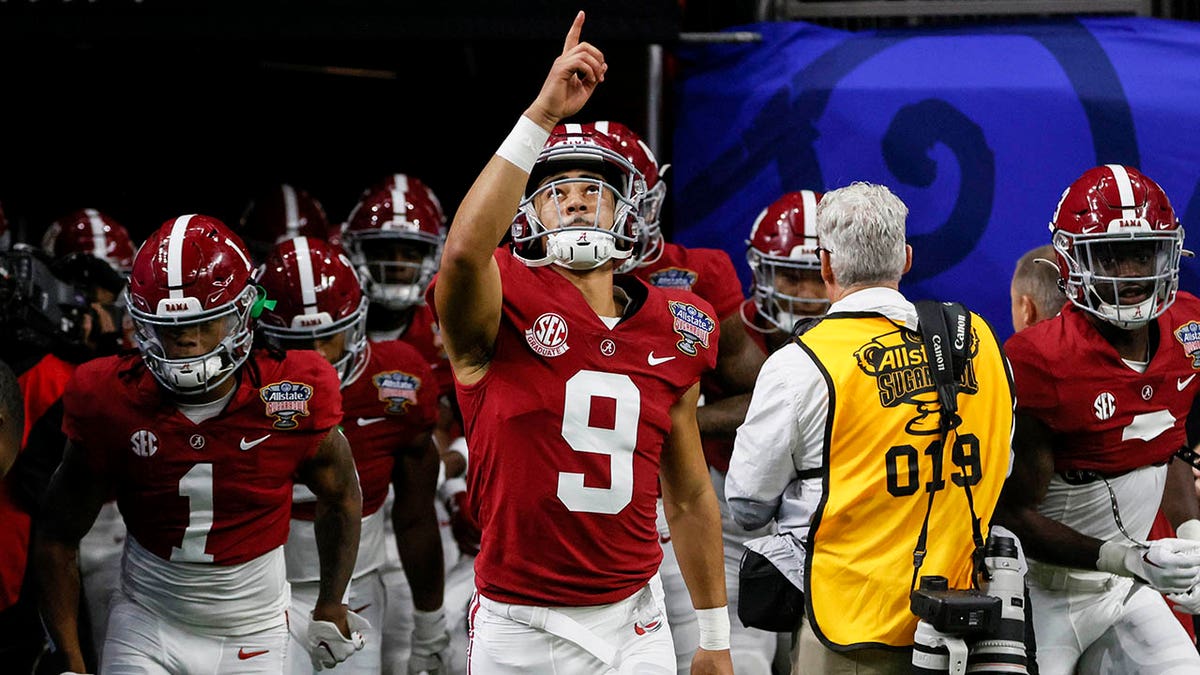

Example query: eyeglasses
[815,246,833,258]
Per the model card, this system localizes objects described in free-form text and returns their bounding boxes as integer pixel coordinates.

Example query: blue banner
[672,17,1200,341]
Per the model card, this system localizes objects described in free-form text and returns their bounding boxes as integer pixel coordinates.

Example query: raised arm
[658,383,734,675]
[33,440,110,674]
[435,10,606,385]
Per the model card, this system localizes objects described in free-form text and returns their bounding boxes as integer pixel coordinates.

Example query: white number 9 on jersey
[557,370,641,514]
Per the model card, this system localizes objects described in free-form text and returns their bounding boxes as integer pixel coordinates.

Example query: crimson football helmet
[126,214,259,395]
[512,123,643,270]
[42,208,136,275]
[256,236,369,386]
[239,184,334,263]
[1050,164,1186,329]
[745,190,828,332]
[341,173,445,310]
[590,120,668,273]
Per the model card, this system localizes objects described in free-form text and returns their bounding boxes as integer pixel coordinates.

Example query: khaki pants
[792,617,911,675]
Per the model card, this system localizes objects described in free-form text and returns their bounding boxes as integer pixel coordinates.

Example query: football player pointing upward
[35,215,366,674]
[434,12,733,675]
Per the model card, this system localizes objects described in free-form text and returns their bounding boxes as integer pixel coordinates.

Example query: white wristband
[496,115,550,174]
[435,458,446,491]
[448,436,469,474]
[695,606,730,651]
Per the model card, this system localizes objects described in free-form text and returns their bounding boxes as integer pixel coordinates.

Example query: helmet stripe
[564,123,582,134]
[292,236,319,313]
[166,215,194,299]
[801,190,818,236]
[594,120,610,135]
[282,184,300,238]
[1105,164,1138,220]
[391,174,410,224]
[85,208,107,259]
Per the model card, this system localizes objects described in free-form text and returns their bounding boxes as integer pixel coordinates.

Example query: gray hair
[815,182,909,287]
[1012,244,1066,319]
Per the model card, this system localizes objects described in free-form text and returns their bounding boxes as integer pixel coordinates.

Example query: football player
[34,214,367,674]
[239,183,338,264]
[996,165,1200,674]
[596,120,778,672]
[433,12,732,674]
[342,173,473,675]
[256,235,452,674]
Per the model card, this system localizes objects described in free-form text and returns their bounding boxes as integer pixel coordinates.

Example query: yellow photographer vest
[799,311,1013,650]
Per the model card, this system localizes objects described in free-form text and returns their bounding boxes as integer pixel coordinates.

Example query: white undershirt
[175,388,235,424]
[596,287,630,329]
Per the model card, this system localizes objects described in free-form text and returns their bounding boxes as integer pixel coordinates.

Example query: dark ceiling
[0,0,738,244]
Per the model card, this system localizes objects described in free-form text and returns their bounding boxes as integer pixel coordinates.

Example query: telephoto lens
[967,535,1028,674]
[912,576,970,675]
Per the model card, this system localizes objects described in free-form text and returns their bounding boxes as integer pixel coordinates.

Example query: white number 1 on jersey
[557,370,641,514]
[171,463,215,563]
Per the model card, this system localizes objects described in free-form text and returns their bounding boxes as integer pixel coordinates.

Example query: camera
[911,535,1029,675]
[911,575,1001,635]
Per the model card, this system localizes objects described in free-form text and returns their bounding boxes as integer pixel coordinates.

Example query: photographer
[0,244,132,673]
[727,182,1015,673]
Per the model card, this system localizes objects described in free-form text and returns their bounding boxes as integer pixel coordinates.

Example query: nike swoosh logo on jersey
[356,417,387,426]
[647,352,676,366]
[1179,374,1197,391]
[239,434,271,451]
[238,648,269,660]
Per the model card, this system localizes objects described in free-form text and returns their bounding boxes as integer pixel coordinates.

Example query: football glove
[308,609,370,671]
[1097,538,1200,594]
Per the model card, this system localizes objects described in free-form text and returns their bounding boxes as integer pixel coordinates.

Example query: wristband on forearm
[495,116,550,174]
[695,606,730,651]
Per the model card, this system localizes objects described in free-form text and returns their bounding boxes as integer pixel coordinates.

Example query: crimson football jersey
[1005,292,1200,475]
[397,302,454,400]
[627,241,744,320]
[628,242,747,473]
[444,249,718,606]
[62,350,342,565]
[331,340,436,517]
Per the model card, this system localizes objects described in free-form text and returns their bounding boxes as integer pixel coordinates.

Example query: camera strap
[909,301,987,592]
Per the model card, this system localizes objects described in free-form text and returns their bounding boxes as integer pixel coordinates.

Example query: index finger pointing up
[563,10,585,54]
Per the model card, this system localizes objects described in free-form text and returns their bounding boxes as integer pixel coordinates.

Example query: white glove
[1163,520,1200,612]
[308,609,370,671]
[1097,538,1200,594]
[408,607,453,675]
[1166,584,1200,614]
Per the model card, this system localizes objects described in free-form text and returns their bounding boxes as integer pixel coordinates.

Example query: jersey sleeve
[60,359,115,476]
[1003,330,1059,424]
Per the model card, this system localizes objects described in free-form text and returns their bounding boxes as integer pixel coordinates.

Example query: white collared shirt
[726,287,918,540]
